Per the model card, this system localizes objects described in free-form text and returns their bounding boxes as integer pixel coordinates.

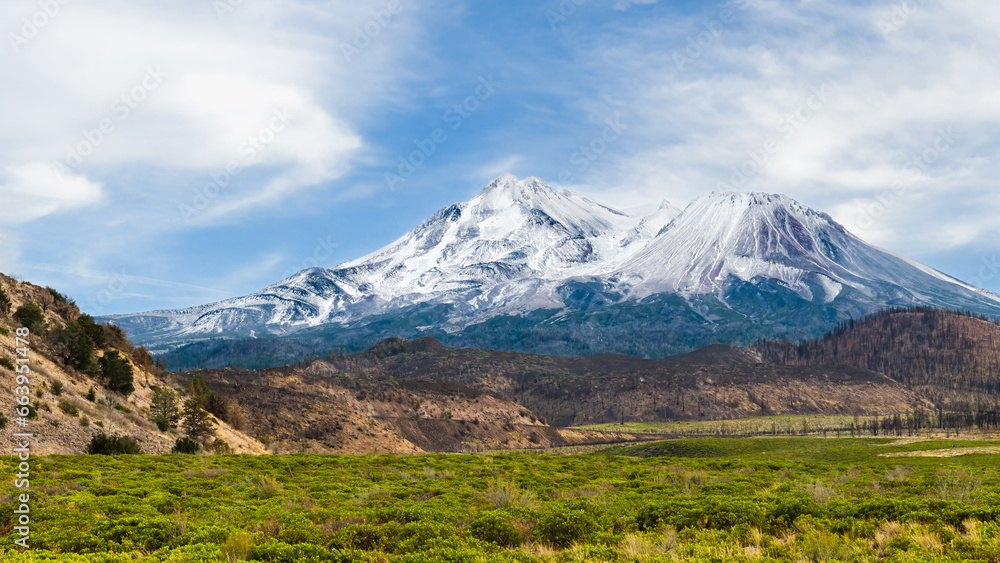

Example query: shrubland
[2,437,1000,561]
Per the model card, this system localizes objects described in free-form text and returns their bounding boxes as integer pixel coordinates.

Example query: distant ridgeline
[758,307,1000,404]
[164,308,1000,431]
[159,305,1000,376]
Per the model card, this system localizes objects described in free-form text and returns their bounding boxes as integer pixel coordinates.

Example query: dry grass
[935,469,981,502]
[908,524,942,553]
[618,529,678,561]
[883,466,912,482]
[255,475,282,499]
[485,480,537,509]
[963,519,983,542]
[221,532,254,562]
[801,479,835,503]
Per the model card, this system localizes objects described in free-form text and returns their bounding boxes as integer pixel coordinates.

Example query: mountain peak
[474,174,556,202]
[699,191,799,208]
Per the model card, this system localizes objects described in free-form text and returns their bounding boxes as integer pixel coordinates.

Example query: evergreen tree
[67,323,99,376]
[13,302,46,333]
[150,387,181,430]
[77,313,106,348]
[182,398,213,439]
[189,372,210,404]
[203,392,230,422]
[99,350,135,396]
[0,288,10,317]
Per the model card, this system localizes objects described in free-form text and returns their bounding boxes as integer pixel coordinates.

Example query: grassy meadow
[3,437,1000,562]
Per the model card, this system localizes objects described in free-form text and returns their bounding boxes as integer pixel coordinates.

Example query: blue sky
[2,0,999,315]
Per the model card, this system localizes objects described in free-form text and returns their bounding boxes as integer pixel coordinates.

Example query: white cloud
[0,162,103,222]
[0,0,419,226]
[475,154,525,182]
[569,0,1000,256]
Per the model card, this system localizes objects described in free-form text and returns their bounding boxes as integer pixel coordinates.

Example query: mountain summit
[620,191,987,309]
[102,175,1000,366]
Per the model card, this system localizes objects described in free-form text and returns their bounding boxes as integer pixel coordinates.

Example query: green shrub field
[3,438,1000,562]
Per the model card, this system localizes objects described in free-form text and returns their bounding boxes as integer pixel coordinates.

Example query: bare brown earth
[177,364,657,454]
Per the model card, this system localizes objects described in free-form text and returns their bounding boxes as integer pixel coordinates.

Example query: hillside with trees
[757,307,1000,409]
[0,273,263,455]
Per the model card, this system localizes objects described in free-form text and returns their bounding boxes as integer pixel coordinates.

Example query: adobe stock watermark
[179,107,295,223]
[384,75,500,191]
[340,0,403,63]
[51,66,168,182]
[968,255,1000,292]
[855,127,958,232]
[11,325,34,550]
[7,0,72,54]
[213,0,245,21]
[557,113,627,184]
[82,268,130,315]
[673,0,757,72]
[279,236,340,280]
[876,0,925,39]
[545,0,587,28]
[715,84,834,191]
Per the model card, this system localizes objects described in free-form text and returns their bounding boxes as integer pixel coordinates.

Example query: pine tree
[189,372,210,405]
[99,350,135,396]
[150,387,181,430]
[0,288,11,317]
[182,398,213,439]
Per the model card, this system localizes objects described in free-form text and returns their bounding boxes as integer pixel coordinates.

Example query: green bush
[534,500,600,548]
[99,350,135,396]
[57,400,79,416]
[45,286,70,305]
[13,302,45,333]
[329,524,393,552]
[0,357,14,371]
[93,516,172,551]
[51,380,64,395]
[172,436,200,454]
[250,539,367,562]
[469,510,521,548]
[87,432,142,455]
[767,493,825,530]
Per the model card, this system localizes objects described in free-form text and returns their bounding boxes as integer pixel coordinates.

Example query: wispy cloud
[0,0,423,227]
[563,0,1000,256]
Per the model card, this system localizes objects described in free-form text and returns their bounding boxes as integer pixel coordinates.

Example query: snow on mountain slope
[334,173,657,297]
[106,175,673,345]
[619,192,1000,311]
[103,177,1000,350]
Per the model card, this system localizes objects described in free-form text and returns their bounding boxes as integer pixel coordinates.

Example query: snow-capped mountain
[103,174,1000,360]
[620,192,995,309]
